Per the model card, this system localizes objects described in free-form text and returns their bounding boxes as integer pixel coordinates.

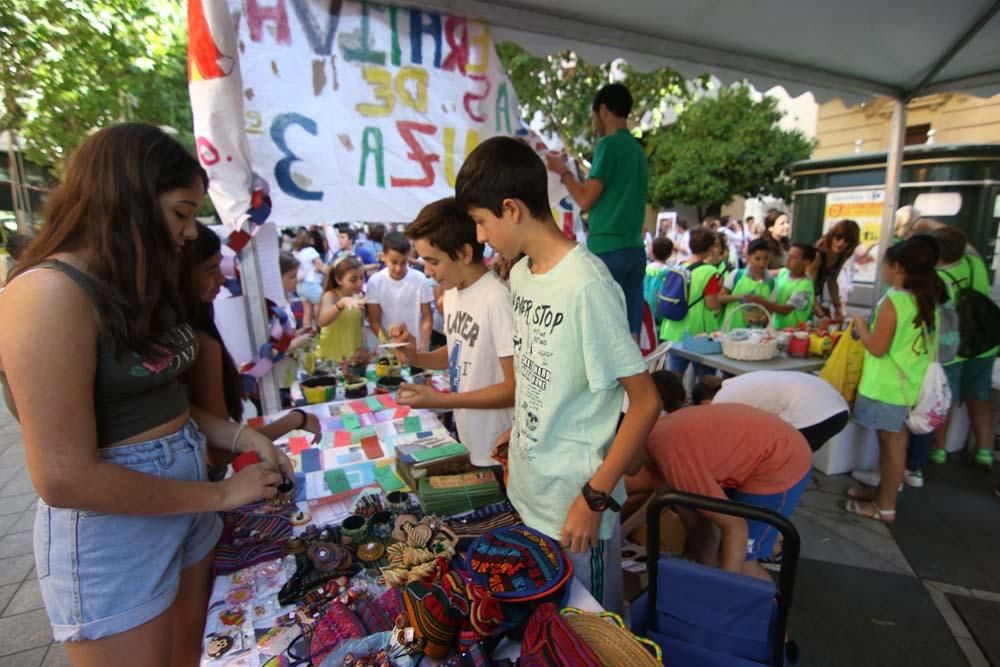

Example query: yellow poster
[823,189,885,283]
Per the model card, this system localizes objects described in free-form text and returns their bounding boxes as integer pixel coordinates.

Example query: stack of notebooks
[417,470,505,516]
[395,435,472,490]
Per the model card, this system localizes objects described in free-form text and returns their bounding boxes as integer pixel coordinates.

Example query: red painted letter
[391,121,439,188]
[246,0,291,45]
[442,17,469,74]
[463,74,490,122]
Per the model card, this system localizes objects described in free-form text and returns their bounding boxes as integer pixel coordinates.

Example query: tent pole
[874,98,907,299]
[240,237,282,415]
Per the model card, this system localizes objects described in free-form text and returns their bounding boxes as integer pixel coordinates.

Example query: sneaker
[975,448,994,469]
[930,449,948,465]
[903,469,924,488]
[851,469,881,486]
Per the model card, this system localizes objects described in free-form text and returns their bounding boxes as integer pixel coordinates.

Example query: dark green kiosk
[790,143,1000,308]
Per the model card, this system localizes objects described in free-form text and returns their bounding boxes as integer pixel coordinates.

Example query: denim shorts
[297,281,323,305]
[853,394,908,432]
[35,420,222,641]
[727,470,811,561]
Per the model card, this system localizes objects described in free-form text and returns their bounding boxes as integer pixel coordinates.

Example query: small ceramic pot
[340,514,368,545]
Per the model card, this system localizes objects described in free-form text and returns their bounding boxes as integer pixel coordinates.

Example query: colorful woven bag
[309,601,366,664]
[519,602,602,667]
[465,525,569,600]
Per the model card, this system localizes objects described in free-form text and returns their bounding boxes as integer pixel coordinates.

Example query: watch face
[589,496,608,511]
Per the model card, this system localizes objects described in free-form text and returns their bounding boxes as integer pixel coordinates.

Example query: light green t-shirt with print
[722,268,775,329]
[508,245,647,542]
[771,268,814,330]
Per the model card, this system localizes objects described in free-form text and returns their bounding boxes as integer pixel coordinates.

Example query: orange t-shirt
[645,404,811,498]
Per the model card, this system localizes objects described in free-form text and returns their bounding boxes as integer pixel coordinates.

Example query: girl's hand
[241,428,294,479]
[288,332,315,352]
[301,412,322,444]
[219,463,282,510]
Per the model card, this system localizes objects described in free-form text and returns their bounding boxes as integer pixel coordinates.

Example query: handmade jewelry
[290,510,312,526]
[340,515,369,545]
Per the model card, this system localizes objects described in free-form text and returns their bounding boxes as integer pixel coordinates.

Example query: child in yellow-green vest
[663,226,725,381]
[927,226,997,469]
[747,243,817,329]
[718,239,775,329]
[844,236,945,524]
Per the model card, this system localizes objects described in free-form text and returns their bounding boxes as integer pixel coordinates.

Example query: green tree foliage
[496,42,691,164]
[646,86,814,212]
[0,0,191,174]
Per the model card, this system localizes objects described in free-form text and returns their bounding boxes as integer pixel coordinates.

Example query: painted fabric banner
[189,0,582,235]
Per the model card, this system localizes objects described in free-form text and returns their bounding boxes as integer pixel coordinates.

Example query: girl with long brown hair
[812,219,861,319]
[0,124,291,664]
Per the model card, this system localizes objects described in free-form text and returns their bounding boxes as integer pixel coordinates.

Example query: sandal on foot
[930,449,947,465]
[841,499,895,523]
[845,485,877,501]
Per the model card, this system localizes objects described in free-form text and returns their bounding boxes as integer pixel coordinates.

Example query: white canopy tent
[408,0,1000,296]
[216,0,1000,411]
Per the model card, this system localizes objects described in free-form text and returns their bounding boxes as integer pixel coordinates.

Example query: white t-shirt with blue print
[442,271,514,467]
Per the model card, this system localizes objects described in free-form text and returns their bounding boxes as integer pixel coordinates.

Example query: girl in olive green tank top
[844,236,946,524]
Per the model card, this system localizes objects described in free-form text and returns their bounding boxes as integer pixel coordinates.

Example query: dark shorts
[944,357,993,403]
[727,470,811,561]
[596,246,646,335]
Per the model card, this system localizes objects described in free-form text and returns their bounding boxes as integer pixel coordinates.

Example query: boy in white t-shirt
[455,137,661,614]
[365,232,433,349]
[390,198,515,467]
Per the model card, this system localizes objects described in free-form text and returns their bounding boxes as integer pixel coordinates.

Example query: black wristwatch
[581,481,621,513]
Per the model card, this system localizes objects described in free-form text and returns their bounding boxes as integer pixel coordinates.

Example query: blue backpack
[656,261,705,321]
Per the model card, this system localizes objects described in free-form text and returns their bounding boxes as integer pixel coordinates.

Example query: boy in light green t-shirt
[718,238,774,329]
[927,226,997,469]
[456,136,661,615]
[747,243,816,329]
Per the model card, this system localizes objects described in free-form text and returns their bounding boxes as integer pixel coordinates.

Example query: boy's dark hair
[651,236,673,261]
[651,370,686,412]
[747,238,771,255]
[791,242,818,263]
[929,226,966,264]
[746,216,755,224]
[337,224,358,242]
[455,137,551,221]
[383,231,411,256]
[406,197,484,263]
[592,83,633,118]
[676,218,689,231]
[369,223,386,244]
[279,250,299,275]
[691,380,722,405]
[688,226,718,255]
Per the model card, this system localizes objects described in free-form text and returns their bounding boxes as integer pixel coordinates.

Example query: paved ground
[0,397,996,665]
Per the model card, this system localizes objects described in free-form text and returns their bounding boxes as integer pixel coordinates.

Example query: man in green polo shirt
[547,84,649,336]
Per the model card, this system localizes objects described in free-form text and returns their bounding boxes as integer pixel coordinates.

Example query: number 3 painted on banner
[270,113,323,201]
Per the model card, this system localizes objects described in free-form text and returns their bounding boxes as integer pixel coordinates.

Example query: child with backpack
[843,236,944,523]
[643,236,673,327]
[746,243,817,329]
[718,239,774,329]
[660,227,725,379]
[927,226,1000,469]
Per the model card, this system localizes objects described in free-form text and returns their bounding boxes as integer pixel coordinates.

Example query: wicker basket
[721,303,779,361]
[560,607,662,666]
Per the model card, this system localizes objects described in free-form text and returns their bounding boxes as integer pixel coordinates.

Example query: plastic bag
[820,322,866,405]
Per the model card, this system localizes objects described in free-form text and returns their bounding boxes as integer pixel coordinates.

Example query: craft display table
[670,344,826,376]
[200,396,604,666]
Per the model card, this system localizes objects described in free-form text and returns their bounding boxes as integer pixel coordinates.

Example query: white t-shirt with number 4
[442,271,515,466]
